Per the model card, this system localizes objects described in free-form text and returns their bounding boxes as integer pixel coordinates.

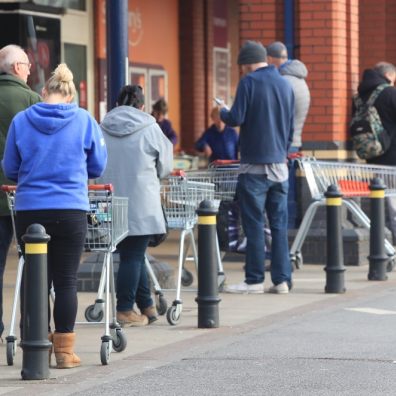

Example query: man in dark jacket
[355,62,396,243]
[356,62,396,165]
[0,44,41,339]
[219,41,294,294]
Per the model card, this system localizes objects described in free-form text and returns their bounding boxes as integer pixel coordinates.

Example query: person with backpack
[352,62,396,242]
[352,62,396,164]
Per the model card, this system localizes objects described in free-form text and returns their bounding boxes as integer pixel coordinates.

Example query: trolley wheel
[112,329,127,353]
[291,252,303,270]
[181,269,194,287]
[6,340,16,366]
[100,341,111,365]
[387,258,396,273]
[85,304,104,323]
[156,295,168,316]
[166,305,181,326]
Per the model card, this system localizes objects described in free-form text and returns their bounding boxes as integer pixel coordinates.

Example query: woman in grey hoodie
[99,85,173,326]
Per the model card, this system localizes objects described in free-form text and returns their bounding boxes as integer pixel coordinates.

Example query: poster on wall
[213,47,230,105]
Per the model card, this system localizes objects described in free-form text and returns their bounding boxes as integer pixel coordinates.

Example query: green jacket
[0,74,41,215]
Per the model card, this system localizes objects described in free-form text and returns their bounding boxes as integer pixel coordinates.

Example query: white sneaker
[268,281,289,294]
[223,281,264,294]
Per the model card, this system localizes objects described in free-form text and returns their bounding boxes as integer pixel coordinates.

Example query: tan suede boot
[53,332,81,369]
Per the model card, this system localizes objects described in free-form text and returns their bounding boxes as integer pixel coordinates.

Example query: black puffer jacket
[356,69,396,165]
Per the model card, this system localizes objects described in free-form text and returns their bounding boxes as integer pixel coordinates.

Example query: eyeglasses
[17,62,32,70]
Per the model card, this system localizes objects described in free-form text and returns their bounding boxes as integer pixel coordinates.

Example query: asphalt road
[64,285,396,396]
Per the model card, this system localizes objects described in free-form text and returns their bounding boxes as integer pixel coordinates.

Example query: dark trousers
[0,215,13,337]
[16,210,87,333]
[116,235,153,312]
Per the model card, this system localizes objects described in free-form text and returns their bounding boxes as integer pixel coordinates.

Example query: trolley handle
[171,170,186,177]
[1,184,115,193]
[1,185,16,192]
[88,184,114,192]
[210,160,240,167]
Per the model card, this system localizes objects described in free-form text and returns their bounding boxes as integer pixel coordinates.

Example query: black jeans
[16,210,87,333]
[0,215,13,337]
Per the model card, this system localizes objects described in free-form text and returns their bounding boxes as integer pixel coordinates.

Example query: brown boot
[141,306,158,324]
[116,310,148,327]
[53,332,81,369]
[48,332,53,366]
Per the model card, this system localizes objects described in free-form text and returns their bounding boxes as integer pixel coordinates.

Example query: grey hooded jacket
[98,105,173,236]
[280,60,311,148]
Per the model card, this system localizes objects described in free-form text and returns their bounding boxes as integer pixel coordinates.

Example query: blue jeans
[0,216,13,337]
[237,173,291,287]
[116,235,153,312]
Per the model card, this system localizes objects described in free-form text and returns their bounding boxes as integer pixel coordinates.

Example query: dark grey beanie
[267,41,288,58]
[237,41,267,65]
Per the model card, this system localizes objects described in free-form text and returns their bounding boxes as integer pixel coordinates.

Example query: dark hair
[152,98,168,114]
[117,85,145,108]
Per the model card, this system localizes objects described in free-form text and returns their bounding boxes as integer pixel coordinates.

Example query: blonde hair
[45,63,76,98]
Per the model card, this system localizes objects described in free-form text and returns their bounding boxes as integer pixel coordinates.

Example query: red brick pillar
[359,1,387,73]
[239,0,284,44]
[299,0,359,157]
[179,1,208,152]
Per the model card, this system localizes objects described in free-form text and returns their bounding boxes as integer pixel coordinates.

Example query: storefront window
[33,0,86,11]
[64,43,87,108]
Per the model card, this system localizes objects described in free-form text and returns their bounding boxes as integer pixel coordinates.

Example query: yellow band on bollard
[25,243,47,254]
[326,197,342,206]
[198,216,216,225]
[370,190,385,199]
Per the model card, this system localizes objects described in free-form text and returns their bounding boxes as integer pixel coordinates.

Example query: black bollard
[368,178,388,281]
[195,200,221,328]
[20,224,51,380]
[324,185,346,293]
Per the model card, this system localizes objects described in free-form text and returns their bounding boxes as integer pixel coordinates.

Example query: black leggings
[16,210,87,333]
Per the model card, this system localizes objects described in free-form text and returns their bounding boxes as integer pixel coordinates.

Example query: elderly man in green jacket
[0,44,41,339]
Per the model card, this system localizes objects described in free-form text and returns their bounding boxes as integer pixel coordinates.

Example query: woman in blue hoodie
[2,63,107,369]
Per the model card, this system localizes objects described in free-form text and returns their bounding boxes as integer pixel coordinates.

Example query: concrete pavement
[0,230,395,394]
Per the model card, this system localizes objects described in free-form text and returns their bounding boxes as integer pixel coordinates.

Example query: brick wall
[359,1,396,74]
[238,0,359,155]
[179,1,207,151]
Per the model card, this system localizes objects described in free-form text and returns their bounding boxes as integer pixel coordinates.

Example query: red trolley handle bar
[210,160,240,167]
[88,184,113,192]
[171,170,186,177]
[1,184,114,192]
[1,185,16,192]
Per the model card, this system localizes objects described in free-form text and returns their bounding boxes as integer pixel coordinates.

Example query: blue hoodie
[2,102,107,211]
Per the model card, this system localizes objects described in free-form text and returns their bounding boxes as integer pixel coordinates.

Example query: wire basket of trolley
[160,172,215,325]
[2,183,129,366]
[290,157,396,270]
[82,184,129,364]
[183,160,240,283]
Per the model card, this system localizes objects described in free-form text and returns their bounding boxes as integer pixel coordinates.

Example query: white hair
[0,44,27,74]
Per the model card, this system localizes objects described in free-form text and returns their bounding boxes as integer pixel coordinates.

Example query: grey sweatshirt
[280,60,311,148]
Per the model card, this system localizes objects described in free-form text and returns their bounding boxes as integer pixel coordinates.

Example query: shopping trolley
[183,161,240,285]
[80,184,129,364]
[2,184,129,366]
[289,157,396,269]
[160,173,215,325]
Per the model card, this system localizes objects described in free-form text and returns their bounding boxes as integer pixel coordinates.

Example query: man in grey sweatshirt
[267,41,310,151]
[267,41,311,229]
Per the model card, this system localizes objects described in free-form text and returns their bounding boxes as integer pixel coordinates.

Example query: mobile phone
[213,97,229,109]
